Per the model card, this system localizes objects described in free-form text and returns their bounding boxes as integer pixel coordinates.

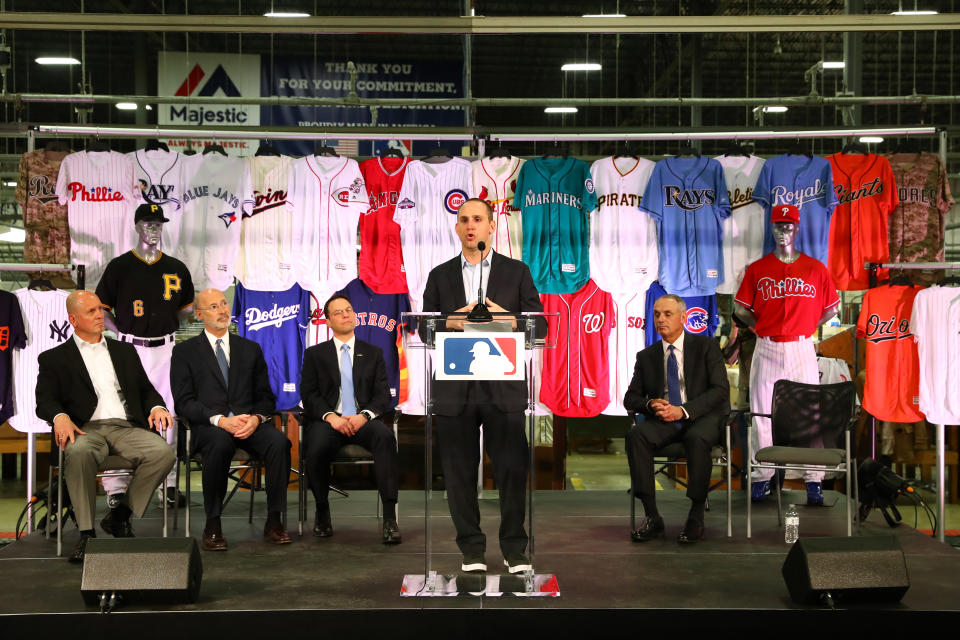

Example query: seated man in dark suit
[36,290,176,563]
[624,294,730,544]
[300,293,400,544]
[171,288,292,551]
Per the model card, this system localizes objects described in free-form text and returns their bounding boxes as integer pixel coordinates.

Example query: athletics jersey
[514,157,598,295]
[713,154,766,295]
[232,283,309,411]
[0,292,27,425]
[641,156,731,297]
[910,286,960,425]
[539,279,614,418]
[753,154,838,266]
[735,253,839,339]
[603,282,654,416]
[236,155,296,291]
[826,153,899,290]
[856,285,924,423]
[359,156,410,294]
[128,149,185,252]
[643,280,718,348]
[588,156,658,294]
[96,251,194,337]
[16,149,71,270]
[471,156,525,259]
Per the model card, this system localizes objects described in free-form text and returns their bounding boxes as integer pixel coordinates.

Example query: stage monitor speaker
[781,536,909,605]
[81,537,202,606]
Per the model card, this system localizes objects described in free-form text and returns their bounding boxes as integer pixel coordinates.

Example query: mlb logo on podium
[435,333,526,381]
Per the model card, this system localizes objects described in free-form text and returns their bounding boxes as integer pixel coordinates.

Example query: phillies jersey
[471,156,525,259]
[643,280,718,348]
[713,154,767,295]
[129,149,185,252]
[910,286,960,425]
[589,156,658,294]
[640,156,731,297]
[539,279,614,417]
[96,251,194,337]
[753,154,838,266]
[232,282,309,411]
[603,282,654,416]
[514,157,598,295]
[826,153,899,290]
[359,156,410,294]
[856,285,924,422]
[735,253,840,339]
[0,292,27,424]
[236,155,296,291]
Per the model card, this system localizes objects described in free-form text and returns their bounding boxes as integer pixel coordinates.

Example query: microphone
[466,241,493,322]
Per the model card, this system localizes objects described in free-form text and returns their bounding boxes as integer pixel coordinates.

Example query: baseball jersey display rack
[0,263,85,290]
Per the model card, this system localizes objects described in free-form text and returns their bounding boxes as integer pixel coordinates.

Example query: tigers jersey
[359,156,410,294]
[128,149,185,252]
[713,154,767,295]
[236,155,296,291]
[471,156,525,260]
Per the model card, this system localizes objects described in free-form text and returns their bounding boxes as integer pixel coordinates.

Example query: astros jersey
[640,156,731,297]
[0,292,27,425]
[96,251,194,337]
[643,280,719,348]
[129,149,185,252]
[236,155,296,291]
[603,281,654,416]
[588,156,658,294]
[359,156,410,294]
[471,156,525,260]
[713,154,767,295]
[539,279,614,417]
[514,157,598,295]
[910,286,960,425]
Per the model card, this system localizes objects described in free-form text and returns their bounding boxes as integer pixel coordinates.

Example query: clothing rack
[0,263,86,290]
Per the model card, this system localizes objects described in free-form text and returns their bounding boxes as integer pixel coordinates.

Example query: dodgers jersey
[359,156,410,294]
[471,156,525,259]
[236,155,296,291]
[129,149,185,252]
[603,281,654,416]
[910,286,960,425]
[641,156,731,297]
[0,291,27,425]
[713,154,767,295]
[643,280,719,348]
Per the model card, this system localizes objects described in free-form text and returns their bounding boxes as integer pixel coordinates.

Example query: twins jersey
[514,157,598,295]
[641,156,731,297]
[178,153,254,290]
[539,279,614,417]
[910,286,960,425]
[359,156,410,294]
[753,154,838,266]
[856,285,924,423]
[9,288,72,434]
[16,149,71,268]
[129,149,185,252]
[714,154,767,295]
[0,292,27,424]
[232,283,309,411]
[471,156,525,259]
[643,280,718,348]
[236,155,296,291]
[55,151,140,288]
[826,153,899,290]
[603,282,654,416]
[588,156,658,293]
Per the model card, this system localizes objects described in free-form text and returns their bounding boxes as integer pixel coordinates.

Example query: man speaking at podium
[421,198,543,575]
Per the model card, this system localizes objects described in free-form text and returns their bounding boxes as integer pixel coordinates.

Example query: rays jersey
[471,156,525,260]
[128,149,185,252]
[236,155,296,291]
[713,154,767,295]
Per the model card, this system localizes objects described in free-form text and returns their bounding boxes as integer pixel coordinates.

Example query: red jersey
[358,156,410,294]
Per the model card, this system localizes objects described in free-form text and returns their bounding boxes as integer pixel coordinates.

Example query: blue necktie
[667,344,683,428]
[340,343,356,416]
[215,338,229,386]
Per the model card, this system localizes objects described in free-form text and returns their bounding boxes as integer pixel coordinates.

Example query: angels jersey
[910,286,960,425]
[603,281,654,416]
[129,149,185,252]
[713,154,767,295]
[359,156,410,294]
[471,156,525,260]
[236,155,296,291]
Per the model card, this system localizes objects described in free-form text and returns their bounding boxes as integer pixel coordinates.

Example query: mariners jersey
[753,154,838,267]
[539,279,614,417]
[232,282,309,411]
[129,149,185,252]
[603,282,654,416]
[589,156,658,294]
[359,156,410,294]
[643,280,719,348]
[471,156,525,260]
[514,157,598,295]
[0,292,27,425]
[235,155,296,291]
[713,154,767,295]
[910,286,960,425]
[641,156,731,297]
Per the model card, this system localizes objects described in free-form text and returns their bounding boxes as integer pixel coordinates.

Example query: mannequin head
[135,220,163,248]
[772,222,798,249]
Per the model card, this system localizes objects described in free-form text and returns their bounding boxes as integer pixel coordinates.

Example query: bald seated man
[36,290,176,563]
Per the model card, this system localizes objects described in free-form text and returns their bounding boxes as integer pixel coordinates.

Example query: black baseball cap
[134,203,170,223]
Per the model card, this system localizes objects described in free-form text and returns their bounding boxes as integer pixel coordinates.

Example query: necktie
[667,345,683,428]
[340,343,356,416]
[215,338,229,386]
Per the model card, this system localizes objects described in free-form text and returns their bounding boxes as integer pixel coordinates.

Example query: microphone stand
[467,241,493,322]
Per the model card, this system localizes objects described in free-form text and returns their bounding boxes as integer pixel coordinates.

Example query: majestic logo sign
[436,333,525,381]
[756,277,817,300]
[662,186,716,211]
[245,303,301,331]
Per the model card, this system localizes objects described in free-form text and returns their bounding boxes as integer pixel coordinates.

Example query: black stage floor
[2,488,959,634]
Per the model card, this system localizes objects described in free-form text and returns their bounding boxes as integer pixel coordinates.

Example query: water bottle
[785,504,799,544]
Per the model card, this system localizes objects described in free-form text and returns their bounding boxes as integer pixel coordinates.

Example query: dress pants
[625,415,720,504]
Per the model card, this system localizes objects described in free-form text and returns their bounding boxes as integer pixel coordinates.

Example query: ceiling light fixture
[0,228,26,243]
[821,61,846,69]
[859,136,884,143]
[891,10,937,15]
[544,107,578,114]
[116,102,138,110]
[264,11,310,17]
[561,63,602,72]
[582,13,626,17]
[35,57,81,65]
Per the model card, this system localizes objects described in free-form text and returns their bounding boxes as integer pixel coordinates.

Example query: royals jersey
[359,156,410,294]
[539,279,614,418]
[643,280,719,348]
[514,157,598,295]
[641,156,731,297]
[910,286,960,425]
[603,281,654,416]
[589,156,658,294]
[0,292,27,425]
[714,154,767,295]
[129,149,185,252]
[235,155,296,291]
[232,283,309,411]
[471,156,525,260]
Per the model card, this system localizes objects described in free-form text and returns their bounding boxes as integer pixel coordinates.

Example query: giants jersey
[471,156,525,259]
[96,251,194,337]
[856,285,924,423]
[603,282,654,416]
[0,292,27,425]
[359,156,410,294]
[539,279,614,418]
[514,157,598,295]
[588,156,658,294]
[236,155,296,291]
[910,286,960,425]
[641,156,731,297]
[713,154,766,295]
[128,149,185,252]
[643,280,719,348]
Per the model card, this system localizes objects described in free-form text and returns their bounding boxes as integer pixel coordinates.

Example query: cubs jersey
[128,149,185,252]
[471,156,525,259]
[539,279,614,418]
[588,156,658,294]
[0,292,27,425]
[233,282,309,411]
[910,286,960,425]
[826,153,899,290]
[514,157,598,295]
[643,280,719,348]
[856,285,924,423]
[640,156,731,297]
[713,154,767,295]
[16,149,71,269]
[358,156,410,294]
[235,155,296,291]
[603,281,654,416]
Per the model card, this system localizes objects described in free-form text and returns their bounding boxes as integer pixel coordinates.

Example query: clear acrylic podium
[400,311,559,597]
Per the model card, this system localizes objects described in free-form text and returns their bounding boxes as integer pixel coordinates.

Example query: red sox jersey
[129,149,185,253]
[359,156,410,294]
[236,155,296,291]
[603,281,655,416]
[714,154,767,295]
[910,286,960,425]
[470,156,525,260]
[540,279,614,418]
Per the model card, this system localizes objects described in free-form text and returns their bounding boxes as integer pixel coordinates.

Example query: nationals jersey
[910,286,960,425]
[539,279,614,417]
[16,149,71,269]
[603,281,654,416]
[589,156,658,294]
[735,253,840,339]
[514,157,598,295]
[643,280,718,348]
[359,156,410,294]
[0,292,27,424]
[129,149,185,252]
[232,283,309,411]
[235,155,296,291]
[55,151,140,288]
[641,156,731,297]
[714,154,767,295]
[827,153,899,290]
[856,285,924,423]
[471,156,525,259]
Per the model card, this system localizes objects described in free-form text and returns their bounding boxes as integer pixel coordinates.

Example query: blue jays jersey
[232,283,309,411]
[643,280,719,348]
[513,157,598,295]
[336,278,411,409]
[752,154,839,266]
[640,156,731,296]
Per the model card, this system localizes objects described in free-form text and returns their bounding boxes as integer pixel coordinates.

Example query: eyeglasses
[327,307,354,317]
[198,301,230,311]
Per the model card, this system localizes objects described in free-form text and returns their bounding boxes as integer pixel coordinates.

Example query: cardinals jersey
[129,149,185,252]
[235,155,296,291]
[713,154,767,295]
[603,282,654,416]
[910,286,960,425]
[471,156,525,260]
[359,156,410,294]
[643,280,719,348]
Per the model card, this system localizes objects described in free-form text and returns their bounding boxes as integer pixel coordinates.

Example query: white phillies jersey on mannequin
[470,156,525,260]
[713,154,767,295]
[603,280,655,416]
[128,149,185,253]
[236,155,296,291]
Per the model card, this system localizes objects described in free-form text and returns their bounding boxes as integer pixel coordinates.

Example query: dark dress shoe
[313,508,333,537]
[202,530,228,551]
[382,518,402,544]
[631,516,665,542]
[678,518,705,544]
[69,533,93,564]
[264,521,292,545]
[100,510,134,538]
